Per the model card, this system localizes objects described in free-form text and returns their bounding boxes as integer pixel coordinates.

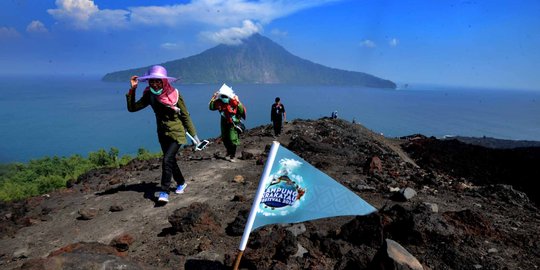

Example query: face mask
[150,87,163,95]
[221,97,230,104]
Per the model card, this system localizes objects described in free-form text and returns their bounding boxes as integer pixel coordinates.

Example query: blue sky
[1,0,539,90]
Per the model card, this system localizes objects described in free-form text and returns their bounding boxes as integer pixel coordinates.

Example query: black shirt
[271,103,285,122]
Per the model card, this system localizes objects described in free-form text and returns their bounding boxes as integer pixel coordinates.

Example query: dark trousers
[273,119,282,136]
[223,138,237,158]
[159,136,185,193]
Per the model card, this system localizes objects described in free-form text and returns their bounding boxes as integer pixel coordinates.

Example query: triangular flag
[251,143,376,230]
[238,142,376,252]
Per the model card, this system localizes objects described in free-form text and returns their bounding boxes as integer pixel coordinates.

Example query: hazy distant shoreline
[446,136,540,149]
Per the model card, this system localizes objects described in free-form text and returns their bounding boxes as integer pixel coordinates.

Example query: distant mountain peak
[239,32,271,43]
[103,34,396,88]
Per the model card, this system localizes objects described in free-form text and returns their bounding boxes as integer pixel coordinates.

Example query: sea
[1,75,539,163]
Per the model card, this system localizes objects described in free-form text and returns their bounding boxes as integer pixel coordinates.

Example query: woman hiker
[126,65,201,203]
[209,83,246,162]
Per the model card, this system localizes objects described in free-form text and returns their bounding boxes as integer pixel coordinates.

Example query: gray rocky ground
[1,118,539,269]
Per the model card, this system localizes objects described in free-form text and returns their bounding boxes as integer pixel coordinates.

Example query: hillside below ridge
[102,34,396,88]
[0,118,538,269]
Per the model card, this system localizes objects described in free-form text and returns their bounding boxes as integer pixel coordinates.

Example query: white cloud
[47,0,129,30]
[389,38,399,47]
[0,27,21,39]
[360,39,376,48]
[129,0,340,27]
[161,42,181,50]
[200,20,262,45]
[277,158,303,175]
[27,21,49,33]
[46,0,341,43]
[280,158,302,170]
[271,28,288,37]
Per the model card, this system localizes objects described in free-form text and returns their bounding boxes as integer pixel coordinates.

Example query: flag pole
[233,141,280,270]
[232,250,244,270]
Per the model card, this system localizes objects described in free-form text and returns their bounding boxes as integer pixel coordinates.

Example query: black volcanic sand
[1,118,539,270]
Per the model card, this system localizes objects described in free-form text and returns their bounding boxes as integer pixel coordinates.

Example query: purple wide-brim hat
[137,65,178,82]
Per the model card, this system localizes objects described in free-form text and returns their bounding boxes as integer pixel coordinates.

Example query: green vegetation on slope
[0,147,161,202]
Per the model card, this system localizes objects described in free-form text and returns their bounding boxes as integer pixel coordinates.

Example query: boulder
[168,202,221,233]
[369,239,424,270]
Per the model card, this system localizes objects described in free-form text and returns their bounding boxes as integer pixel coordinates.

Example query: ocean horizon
[1,75,539,163]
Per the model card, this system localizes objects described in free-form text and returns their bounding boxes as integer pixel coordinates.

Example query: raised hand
[130,76,139,89]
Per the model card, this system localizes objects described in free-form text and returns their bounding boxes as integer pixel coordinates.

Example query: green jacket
[126,89,197,144]
[209,98,246,146]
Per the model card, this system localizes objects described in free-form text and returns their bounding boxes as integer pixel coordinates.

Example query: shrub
[0,147,159,202]
[136,148,161,160]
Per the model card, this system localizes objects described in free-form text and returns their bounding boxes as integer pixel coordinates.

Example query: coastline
[448,136,540,149]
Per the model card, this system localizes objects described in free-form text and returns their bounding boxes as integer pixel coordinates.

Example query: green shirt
[126,89,197,144]
[209,98,246,145]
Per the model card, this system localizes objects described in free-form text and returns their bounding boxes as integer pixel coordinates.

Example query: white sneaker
[175,183,187,194]
[157,192,169,203]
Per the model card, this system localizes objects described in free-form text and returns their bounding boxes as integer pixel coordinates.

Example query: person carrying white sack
[208,83,246,162]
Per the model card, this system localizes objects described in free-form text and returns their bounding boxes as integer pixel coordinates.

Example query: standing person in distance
[270,97,286,137]
[126,65,200,203]
[209,83,246,162]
